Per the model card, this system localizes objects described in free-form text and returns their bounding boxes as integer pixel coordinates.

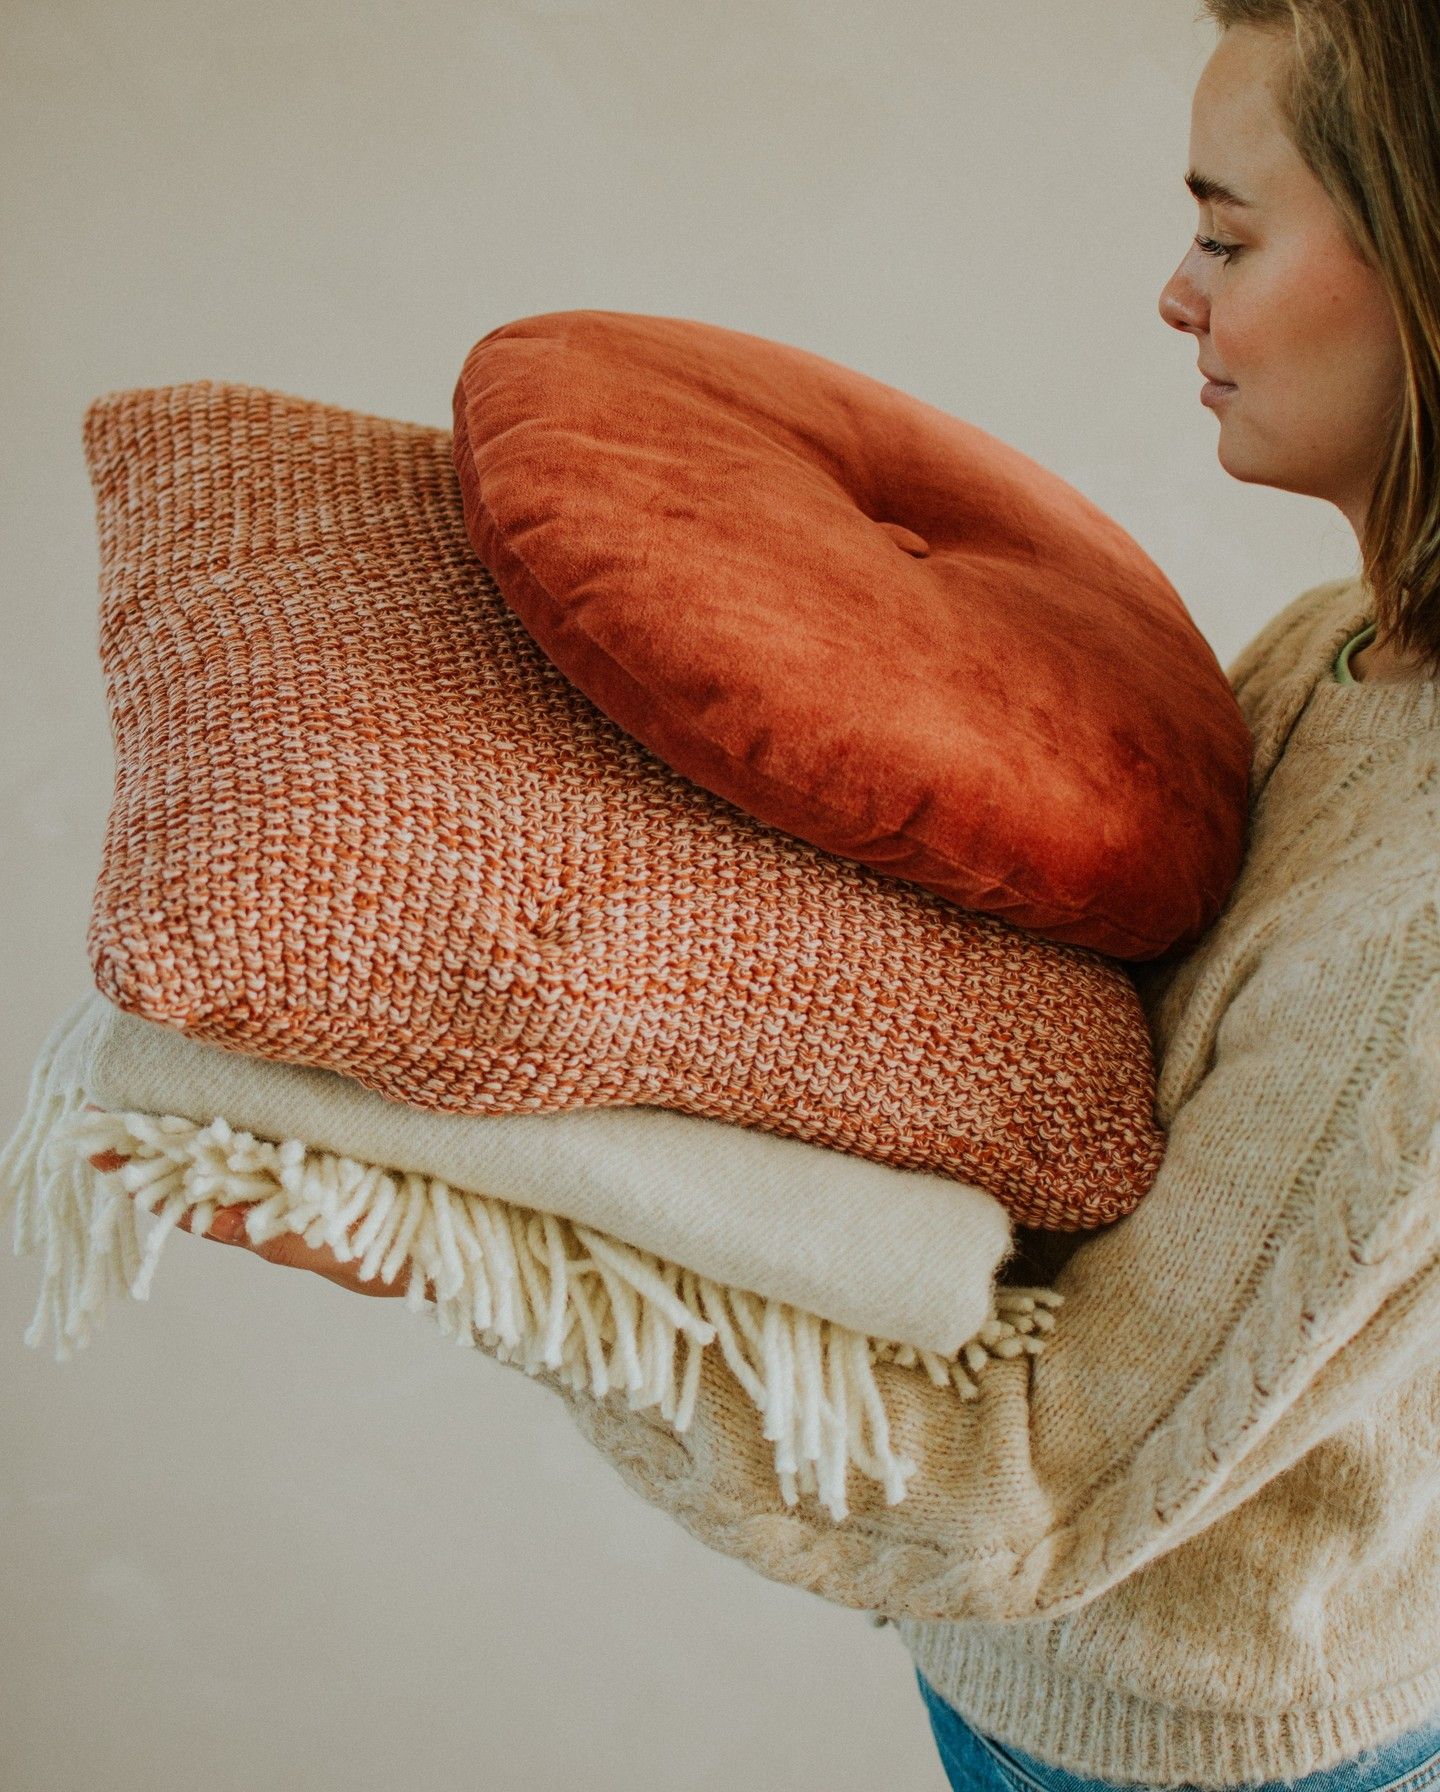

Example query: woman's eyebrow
[1185,169,1256,208]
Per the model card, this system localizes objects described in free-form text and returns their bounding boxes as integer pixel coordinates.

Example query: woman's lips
[1201,380,1238,406]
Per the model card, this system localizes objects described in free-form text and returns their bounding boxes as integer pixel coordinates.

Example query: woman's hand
[96,1148,437,1302]
[196,1202,426,1298]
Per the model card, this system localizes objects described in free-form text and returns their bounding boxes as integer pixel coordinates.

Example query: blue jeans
[914,1667,1440,1792]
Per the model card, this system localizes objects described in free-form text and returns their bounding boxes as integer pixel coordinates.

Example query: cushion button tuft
[876,520,930,557]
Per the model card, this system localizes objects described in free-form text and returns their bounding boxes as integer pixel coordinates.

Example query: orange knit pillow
[452,309,1252,961]
[81,380,1165,1231]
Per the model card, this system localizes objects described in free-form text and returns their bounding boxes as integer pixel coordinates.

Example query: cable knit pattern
[536,576,1440,1790]
[78,380,1165,1231]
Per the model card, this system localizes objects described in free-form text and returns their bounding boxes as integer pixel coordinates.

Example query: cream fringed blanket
[1,989,1063,1522]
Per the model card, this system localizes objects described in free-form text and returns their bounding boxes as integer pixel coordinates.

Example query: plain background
[0,4,1363,1789]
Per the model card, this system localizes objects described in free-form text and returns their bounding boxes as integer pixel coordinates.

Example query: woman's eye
[1194,232,1240,264]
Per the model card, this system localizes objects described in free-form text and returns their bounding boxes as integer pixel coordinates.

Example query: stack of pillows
[0,310,1251,1522]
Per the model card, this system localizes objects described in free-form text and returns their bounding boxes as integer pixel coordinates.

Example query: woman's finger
[101,1170,434,1301]
[201,1201,423,1298]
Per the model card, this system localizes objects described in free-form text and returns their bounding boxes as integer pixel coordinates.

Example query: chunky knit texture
[535,574,1440,1790]
[79,380,1168,1230]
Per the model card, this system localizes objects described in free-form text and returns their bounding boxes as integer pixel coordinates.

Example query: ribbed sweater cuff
[897,1625,1440,1789]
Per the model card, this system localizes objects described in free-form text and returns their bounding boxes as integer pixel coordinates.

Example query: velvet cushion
[80,379,1165,1231]
[452,308,1252,960]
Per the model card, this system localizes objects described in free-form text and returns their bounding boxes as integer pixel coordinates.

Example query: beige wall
[0,4,1361,1788]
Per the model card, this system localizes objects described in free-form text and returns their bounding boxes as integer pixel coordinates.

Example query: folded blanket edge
[0,1001,1064,1525]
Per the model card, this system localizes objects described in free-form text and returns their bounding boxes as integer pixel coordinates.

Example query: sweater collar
[1291,589,1440,744]
[1245,580,1440,795]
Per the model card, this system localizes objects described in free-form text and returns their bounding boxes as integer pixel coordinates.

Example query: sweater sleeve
[518,893,1440,1624]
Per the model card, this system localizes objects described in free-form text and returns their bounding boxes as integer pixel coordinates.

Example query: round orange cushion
[452,309,1251,960]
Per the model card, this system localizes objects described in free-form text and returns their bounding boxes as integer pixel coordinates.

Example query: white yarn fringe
[0,1025,1063,1523]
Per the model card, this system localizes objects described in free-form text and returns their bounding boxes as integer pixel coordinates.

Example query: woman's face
[1157,23,1406,542]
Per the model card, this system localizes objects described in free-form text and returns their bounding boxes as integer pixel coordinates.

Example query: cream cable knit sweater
[532,574,1440,1791]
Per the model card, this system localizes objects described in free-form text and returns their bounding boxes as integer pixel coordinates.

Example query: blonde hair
[1198,0,1440,677]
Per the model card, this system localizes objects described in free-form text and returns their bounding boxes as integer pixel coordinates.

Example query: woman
[145,3,1440,1787]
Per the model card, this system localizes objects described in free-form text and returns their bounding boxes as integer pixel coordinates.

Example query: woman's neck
[1348,632,1434,685]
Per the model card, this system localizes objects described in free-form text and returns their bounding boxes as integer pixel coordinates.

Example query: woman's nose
[1158,258,1206,335]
